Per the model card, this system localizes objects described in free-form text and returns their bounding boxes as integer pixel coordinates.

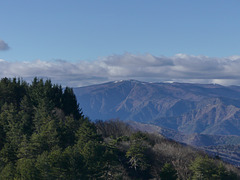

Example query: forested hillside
[0,78,239,179]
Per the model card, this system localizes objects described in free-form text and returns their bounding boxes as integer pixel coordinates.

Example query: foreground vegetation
[0,78,239,179]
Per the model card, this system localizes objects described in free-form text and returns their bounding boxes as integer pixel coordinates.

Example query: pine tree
[62,87,82,119]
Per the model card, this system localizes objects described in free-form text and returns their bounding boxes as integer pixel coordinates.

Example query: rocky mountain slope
[74,80,240,136]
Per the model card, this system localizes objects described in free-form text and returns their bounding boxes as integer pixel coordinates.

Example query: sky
[1,0,240,87]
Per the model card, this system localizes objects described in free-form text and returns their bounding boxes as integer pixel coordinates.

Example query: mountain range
[73,80,240,136]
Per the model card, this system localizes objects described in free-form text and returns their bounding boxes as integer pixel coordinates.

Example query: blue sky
[0,1,240,86]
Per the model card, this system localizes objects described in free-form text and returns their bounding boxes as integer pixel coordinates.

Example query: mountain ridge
[73,80,240,136]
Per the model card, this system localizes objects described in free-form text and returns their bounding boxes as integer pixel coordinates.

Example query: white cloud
[0,39,9,51]
[1,53,240,87]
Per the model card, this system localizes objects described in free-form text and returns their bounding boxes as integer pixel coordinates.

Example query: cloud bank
[1,53,240,87]
[0,39,9,51]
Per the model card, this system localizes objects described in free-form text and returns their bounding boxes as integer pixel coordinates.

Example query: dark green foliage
[126,143,149,171]
[0,123,5,149]
[75,119,102,147]
[0,78,87,179]
[130,131,148,142]
[57,115,79,148]
[0,78,27,108]
[34,147,73,179]
[16,158,39,180]
[190,156,239,180]
[62,87,82,119]
[159,163,177,180]
[62,146,85,179]
[19,95,34,136]
[0,162,16,179]
[0,77,239,180]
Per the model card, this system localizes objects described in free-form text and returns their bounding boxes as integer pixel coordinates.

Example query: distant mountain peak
[113,79,144,83]
[114,80,124,83]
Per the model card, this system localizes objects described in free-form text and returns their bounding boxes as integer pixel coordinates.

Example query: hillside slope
[128,121,240,166]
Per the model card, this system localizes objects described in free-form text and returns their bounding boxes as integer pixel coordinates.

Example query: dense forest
[0,78,239,179]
